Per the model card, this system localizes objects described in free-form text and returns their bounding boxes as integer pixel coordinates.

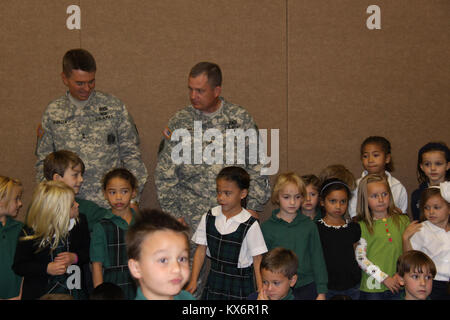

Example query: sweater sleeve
[355,237,389,283]
[309,225,328,294]
[12,230,48,277]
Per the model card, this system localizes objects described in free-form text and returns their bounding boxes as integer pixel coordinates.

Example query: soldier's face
[188,73,221,114]
[62,69,96,101]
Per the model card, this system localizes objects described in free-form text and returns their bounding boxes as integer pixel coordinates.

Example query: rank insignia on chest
[226,120,238,129]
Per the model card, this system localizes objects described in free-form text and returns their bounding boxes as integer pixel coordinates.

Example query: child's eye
[381,192,388,197]
[159,258,168,263]
[273,281,280,286]
[425,275,433,280]
[178,256,189,263]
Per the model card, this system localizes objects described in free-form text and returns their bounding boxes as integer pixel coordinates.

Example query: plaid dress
[99,219,136,300]
[202,210,257,300]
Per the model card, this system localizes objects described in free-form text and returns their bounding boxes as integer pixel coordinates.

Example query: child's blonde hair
[0,176,22,209]
[271,172,306,205]
[22,181,74,252]
[356,174,402,234]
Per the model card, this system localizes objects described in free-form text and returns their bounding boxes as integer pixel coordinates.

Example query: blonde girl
[355,174,410,300]
[261,172,328,300]
[403,184,449,300]
[13,181,83,300]
[0,176,23,299]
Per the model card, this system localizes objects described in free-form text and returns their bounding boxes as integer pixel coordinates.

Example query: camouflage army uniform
[35,91,148,208]
[154,97,271,231]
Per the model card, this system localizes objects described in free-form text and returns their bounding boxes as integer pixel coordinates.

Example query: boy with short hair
[397,250,436,300]
[248,247,298,300]
[126,209,195,300]
[43,150,108,231]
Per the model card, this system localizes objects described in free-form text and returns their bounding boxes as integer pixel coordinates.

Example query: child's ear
[132,189,137,199]
[128,259,142,280]
[398,275,405,287]
[240,188,248,200]
[385,153,392,165]
[320,199,325,207]
[289,274,298,288]
[53,173,63,181]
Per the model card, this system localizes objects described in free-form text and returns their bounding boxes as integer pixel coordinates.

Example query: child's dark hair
[89,282,125,300]
[397,250,436,278]
[419,187,449,222]
[43,150,85,180]
[126,209,190,262]
[360,136,394,172]
[102,168,138,190]
[319,164,357,191]
[216,166,250,190]
[416,142,450,184]
[301,174,321,190]
[260,247,298,280]
[320,178,351,201]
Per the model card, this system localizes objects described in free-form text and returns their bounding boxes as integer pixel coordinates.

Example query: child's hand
[382,276,401,294]
[54,252,77,267]
[402,221,422,241]
[47,261,67,276]
[257,289,269,300]
[185,280,197,294]
[316,293,326,300]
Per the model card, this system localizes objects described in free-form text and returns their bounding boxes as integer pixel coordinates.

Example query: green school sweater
[261,209,328,294]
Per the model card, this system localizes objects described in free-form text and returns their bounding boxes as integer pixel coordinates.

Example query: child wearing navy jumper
[187,166,267,300]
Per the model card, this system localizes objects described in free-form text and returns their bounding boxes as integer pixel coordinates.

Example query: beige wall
[1,1,448,222]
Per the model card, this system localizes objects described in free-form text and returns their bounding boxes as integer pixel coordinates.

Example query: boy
[397,250,436,300]
[126,209,195,300]
[248,248,298,300]
[43,150,108,231]
[300,174,323,221]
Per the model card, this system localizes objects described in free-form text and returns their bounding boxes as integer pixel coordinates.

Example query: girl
[349,136,409,220]
[316,178,361,300]
[13,181,89,300]
[411,142,449,221]
[300,174,322,221]
[403,184,449,300]
[186,166,267,300]
[355,174,410,300]
[261,172,328,300]
[90,168,138,299]
[0,176,23,300]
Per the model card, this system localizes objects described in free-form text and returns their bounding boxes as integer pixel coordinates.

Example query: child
[186,166,267,300]
[0,176,23,300]
[90,168,138,299]
[44,150,109,231]
[318,164,357,192]
[355,174,410,300]
[349,136,409,220]
[300,174,322,221]
[261,172,327,300]
[247,247,298,300]
[411,142,449,221]
[127,209,195,300]
[402,185,449,300]
[316,178,361,300]
[12,181,86,300]
[396,250,436,300]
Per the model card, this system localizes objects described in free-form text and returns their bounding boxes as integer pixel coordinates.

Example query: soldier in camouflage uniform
[35,49,148,208]
[154,62,271,297]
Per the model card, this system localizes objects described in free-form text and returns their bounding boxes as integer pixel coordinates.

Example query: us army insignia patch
[36,123,45,140]
[163,127,172,139]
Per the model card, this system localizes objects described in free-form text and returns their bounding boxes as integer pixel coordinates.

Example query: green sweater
[0,217,23,299]
[76,197,109,232]
[261,209,328,293]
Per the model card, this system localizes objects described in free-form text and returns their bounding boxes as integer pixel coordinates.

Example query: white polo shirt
[192,205,267,268]
[410,220,450,282]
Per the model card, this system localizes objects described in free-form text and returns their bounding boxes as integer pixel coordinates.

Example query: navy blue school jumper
[202,210,257,300]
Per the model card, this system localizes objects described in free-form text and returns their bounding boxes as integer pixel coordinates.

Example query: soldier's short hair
[43,150,85,181]
[63,48,97,77]
[261,247,298,280]
[189,62,222,88]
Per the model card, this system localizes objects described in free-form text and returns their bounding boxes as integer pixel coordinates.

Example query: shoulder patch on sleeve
[162,127,172,139]
[36,123,45,140]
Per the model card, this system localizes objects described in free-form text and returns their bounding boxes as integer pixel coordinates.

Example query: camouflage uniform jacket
[35,90,148,208]
[154,97,270,231]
